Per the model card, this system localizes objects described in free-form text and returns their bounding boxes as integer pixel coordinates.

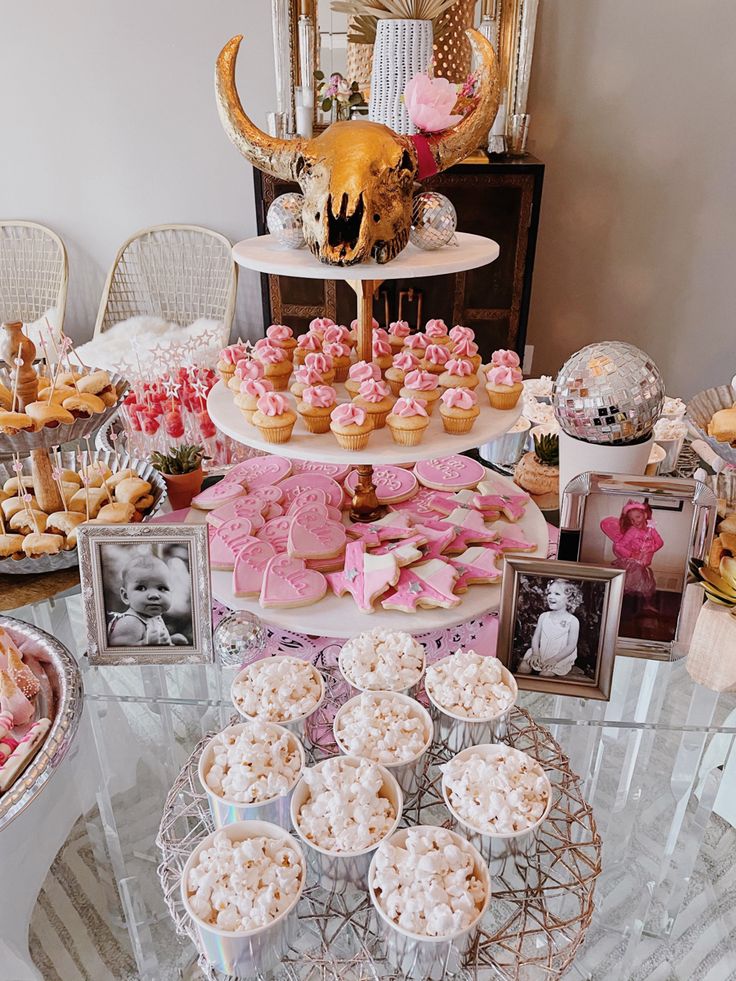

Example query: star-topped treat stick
[22,493,40,535]
[51,465,67,508]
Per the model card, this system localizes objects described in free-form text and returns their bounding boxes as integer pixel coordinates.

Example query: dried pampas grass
[333,0,459,43]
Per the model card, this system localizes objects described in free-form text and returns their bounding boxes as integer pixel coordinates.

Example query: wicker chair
[0,220,68,327]
[93,224,237,337]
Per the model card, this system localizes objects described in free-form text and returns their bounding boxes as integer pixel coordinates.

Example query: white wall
[525,0,736,397]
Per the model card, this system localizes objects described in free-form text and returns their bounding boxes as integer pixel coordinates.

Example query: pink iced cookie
[288,459,351,482]
[206,496,267,529]
[414,455,486,491]
[343,466,418,505]
[306,554,346,573]
[209,518,255,570]
[279,474,343,510]
[412,522,456,561]
[390,486,455,522]
[232,539,278,597]
[486,525,535,553]
[472,487,528,522]
[448,547,502,592]
[260,555,327,609]
[285,489,342,523]
[248,485,284,505]
[381,559,460,612]
[371,533,427,567]
[222,456,292,487]
[0,669,35,726]
[287,505,347,560]
[191,481,247,511]
[256,516,292,552]
[326,541,400,613]
[428,489,477,515]
[346,510,416,547]
[428,507,499,553]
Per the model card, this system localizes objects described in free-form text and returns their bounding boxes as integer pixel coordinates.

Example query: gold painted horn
[426,29,502,174]
[215,35,308,180]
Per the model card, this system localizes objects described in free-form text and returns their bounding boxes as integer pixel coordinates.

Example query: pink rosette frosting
[441,387,477,409]
[424,344,450,366]
[392,350,419,371]
[404,333,428,352]
[305,352,334,373]
[240,378,274,398]
[323,324,351,345]
[309,317,335,335]
[358,379,391,403]
[294,366,324,386]
[452,337,479,358]
[297,332,323,353]
[302,384,337,409]
[388,320,411,338]
[349,360,381,383]
[372,336,392,358]
[234,358,264,381]
[351,317,379,331]
[424,318,448,339]
[331,403,367,427]
[256,392,289,416]
[323,341,351,359]
[372,327,390,344]
[219,343,247,365]
[392,397,429,418]
[266,324,294,342]
[449,324,475,343]
[404,369,439,391]
[491,348,521,368]
[486,364,523,386]
[445,358,473,377]
[255,342,289,365]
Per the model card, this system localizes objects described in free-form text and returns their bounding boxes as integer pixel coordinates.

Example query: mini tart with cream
[296,384,337,434]
[252,392,297,445]
[266,323,297,356]
[449,325,475,345]
[22,533,63,558]
[439,387,480,434]
[345,360,382,398]
[253,343,293,391]
[323,341,352,383]
[399,369,441,415]
[485,364,523,409]
[329,403,372,451]
[438,358,480,391]
[234,378,274,422]
[386,397,430,446]
[228,356,265,393]
[290,366,325,402]
[353,379,396,430]
[387,320,411,352]
[323,323,354,350]
[0,411,34,435]
[385,351,420,396]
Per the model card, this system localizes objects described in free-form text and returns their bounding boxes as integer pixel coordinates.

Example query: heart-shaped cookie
[279,474,343,509]
[286,492,342,523]
[232,539,277,596]
[209,518,254,570]
[287,505,346,560]
[260,555,327,608]
[191,481,247,510]
[256,516,291,552]
[206,496,267,529]
[221,456,292,487]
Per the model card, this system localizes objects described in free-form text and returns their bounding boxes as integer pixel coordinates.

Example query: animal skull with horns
[215,31,500,266]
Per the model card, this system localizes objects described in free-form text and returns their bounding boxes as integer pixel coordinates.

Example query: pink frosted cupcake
[485,364,523,409]
[424,318,451,346]
[440,387,480,434]
[266,323,297,358]
[388,320,411,353]
[452,336,482,372]
[253,342,293,391]
[323,341,352,383]
[403,333,429,357]
[400,369,441,415]
[252,392,297,444]
[490,348,521,369]
[304,351,335,385]
[438,358,480,391]
[350,316,378,348]
[385,351,419,396]
[449,324,475,345]
[227,356,264,393]
[386,397,430,446]
[345,360,381,398]
[421,343,450,376]
[323,323,354,350]
[233,378,274,422]
[372,335,393,374]
[290,365,326,401]
[297,384,337,434]
[353,379,395,430]
[217,342,248,384]
[293,330,323,367]
[309,317,336,339]
[330,403,372,451]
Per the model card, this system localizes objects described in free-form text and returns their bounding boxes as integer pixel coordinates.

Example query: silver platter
[157,662,601,981]
[0,615,83,831]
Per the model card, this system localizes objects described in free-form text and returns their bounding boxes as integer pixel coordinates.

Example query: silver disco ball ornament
[267,192,306,249]
[553,341,664,445]
[213,610,267,667]
[410,192,457,250]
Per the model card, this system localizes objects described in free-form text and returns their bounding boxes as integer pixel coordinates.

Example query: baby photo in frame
[497,557,625,701]
[78,524,213,665]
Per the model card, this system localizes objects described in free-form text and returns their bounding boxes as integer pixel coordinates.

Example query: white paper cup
[333,692,433,798]
[338,642,425,698]
[441,743,552,874]
[290,755,403,891]
[197,722,305,830]
[368,826,490,980]
[230,656,325,740]
[424,656,518,751]
[180,820,305,978]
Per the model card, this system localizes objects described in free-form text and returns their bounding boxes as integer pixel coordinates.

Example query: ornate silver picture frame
[558,473,717,661]
[78,524,213,666]
[497,556,625,701]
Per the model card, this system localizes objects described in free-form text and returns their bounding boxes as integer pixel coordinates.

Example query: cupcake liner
[265,373,291,392]
[486,387,522,410]
[218,366,235,384]
[441,414,475,435]
[387,422,428,446]
[386,378,404,397]
[301,413,332,434]
[364,408,391,430]
[333,365,350,383]
[332,431,370,451]
[257,421,296,444]
[239,407,257,424]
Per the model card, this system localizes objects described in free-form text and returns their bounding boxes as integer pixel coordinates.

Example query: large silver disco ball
[410,192,457,251]
[213,610,267,667]
[267,192,306,249]
[553,341,664,444]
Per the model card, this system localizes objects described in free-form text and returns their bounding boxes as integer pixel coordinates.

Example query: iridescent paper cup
[333,692,433,799]
[197,722,305,830]
[441,743,552,874]
[180,820,305,978]
[231,655,325,741]
[290,755,403,891]
[368,827,490,981]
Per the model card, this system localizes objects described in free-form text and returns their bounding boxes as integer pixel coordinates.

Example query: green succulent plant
[533,432,559,468]
[151,444,209,476]
[689,557,736,616]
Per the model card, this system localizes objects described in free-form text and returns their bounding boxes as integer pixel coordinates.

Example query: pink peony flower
[404,74,463,134]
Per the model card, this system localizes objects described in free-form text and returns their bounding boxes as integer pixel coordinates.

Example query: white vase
[687,599,736,692]
[368,19,433,135]
[558,430,653,499]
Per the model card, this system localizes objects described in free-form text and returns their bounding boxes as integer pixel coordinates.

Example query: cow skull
[215,31,500,266]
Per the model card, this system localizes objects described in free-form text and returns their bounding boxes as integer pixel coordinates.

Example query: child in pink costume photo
[600,501,664,612]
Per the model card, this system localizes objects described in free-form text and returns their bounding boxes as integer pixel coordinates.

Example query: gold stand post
[350,463,387,523]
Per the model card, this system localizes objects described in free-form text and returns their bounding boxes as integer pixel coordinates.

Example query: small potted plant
[151,444,209,511]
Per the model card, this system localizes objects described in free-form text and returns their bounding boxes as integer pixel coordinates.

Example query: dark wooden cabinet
[253,154,543,364]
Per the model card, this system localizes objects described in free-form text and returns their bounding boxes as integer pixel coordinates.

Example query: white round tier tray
[208,380,522,465]
[232,231,499,280]
[210,467,548,637]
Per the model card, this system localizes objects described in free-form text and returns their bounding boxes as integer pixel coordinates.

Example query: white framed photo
[78,524,213,665]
